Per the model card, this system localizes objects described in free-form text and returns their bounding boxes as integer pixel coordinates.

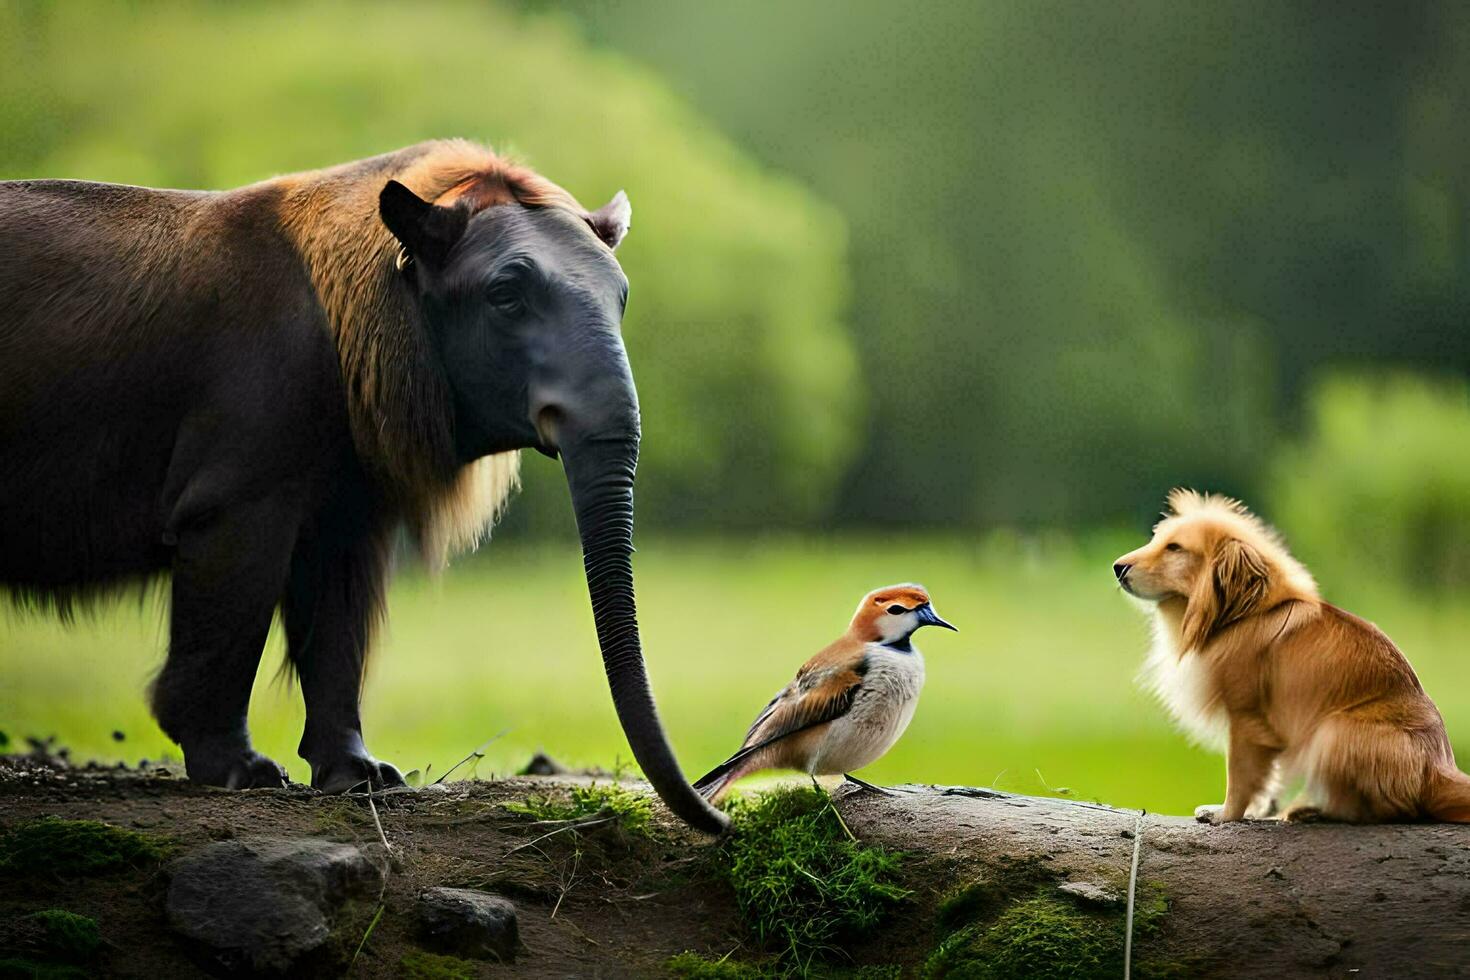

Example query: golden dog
[1114,489,1470,824]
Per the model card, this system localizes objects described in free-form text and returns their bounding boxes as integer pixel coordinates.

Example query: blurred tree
[0,0,859,533]
[1273,372,1470,595]
[554,0,1470,528]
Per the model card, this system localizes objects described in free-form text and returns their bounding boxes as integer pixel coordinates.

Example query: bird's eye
[1165,543,1182,552]
[886,604,908,615]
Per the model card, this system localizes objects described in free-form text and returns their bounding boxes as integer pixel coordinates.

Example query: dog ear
[1214,539,1270,626]
[1181,538,1269,651]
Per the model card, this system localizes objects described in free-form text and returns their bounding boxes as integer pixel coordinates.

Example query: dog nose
[1113,562,1131,581]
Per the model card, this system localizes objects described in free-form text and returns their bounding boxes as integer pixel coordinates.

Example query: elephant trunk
[561,432,729,834]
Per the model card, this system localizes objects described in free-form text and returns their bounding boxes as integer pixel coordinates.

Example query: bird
[693,583,956,803]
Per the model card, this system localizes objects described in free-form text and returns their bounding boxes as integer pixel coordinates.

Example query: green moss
[398,950,479,979]
[312,799,371,838]
[19,911,101,962]
[722,787,909,964]
[926,876,1184,980]
[0,818,168,876]
[0,958,90,979]
[934,858,1054,934]
[667,951,774,979]
[503,783,653,835]
[668,952,901,979]
[1127,883,1203,979]
[924,895,1124,980]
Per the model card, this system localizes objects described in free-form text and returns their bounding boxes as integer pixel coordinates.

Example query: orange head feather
[848,583,956,644]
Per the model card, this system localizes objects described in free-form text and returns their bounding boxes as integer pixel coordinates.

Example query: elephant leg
[152,493,301,789]
[284,526,403,794]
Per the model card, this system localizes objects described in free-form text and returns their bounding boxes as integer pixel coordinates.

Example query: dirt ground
[6,754,1470,978]
[0,756,760,978]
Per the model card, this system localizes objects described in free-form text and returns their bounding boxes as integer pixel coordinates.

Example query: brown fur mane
[275,140,589,565]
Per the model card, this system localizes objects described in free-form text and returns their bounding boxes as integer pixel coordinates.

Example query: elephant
[0,140,727,833]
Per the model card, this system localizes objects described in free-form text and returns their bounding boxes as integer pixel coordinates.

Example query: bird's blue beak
[916,603,958,632]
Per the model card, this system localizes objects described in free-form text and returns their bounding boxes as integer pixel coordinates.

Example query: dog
[1113,489,1470,824]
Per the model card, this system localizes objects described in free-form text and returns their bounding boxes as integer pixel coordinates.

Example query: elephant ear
[379,180,469,268]
[587,191,631,250]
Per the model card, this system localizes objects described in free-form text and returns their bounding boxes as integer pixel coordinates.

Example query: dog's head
[1113,489,1315,650]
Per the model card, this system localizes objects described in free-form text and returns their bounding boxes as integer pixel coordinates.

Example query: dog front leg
[1198,727,1278,825]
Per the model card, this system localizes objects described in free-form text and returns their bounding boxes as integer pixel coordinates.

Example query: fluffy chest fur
[1140,609,1228,752]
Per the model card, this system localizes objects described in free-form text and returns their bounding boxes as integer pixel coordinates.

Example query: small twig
[435,728,511,785]
[364,791,392,856]
[503,815,617,857]
[551,849,581,919]
[1123,809,1147,980]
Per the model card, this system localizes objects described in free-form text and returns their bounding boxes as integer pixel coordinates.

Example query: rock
[166,837,382,973]
[1057,880,1122,908]
[417,886,518,961]
[520,751,569,776]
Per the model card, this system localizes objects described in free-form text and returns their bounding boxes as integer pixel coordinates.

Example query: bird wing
[739,659,865,752]
[693,639,868,793]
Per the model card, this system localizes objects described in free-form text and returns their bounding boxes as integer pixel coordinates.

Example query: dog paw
[1282,804,1326,824]
[1245,797,1280,820]
[1194,804,1226,825]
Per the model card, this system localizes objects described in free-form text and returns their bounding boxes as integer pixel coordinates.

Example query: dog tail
[1425,766,1470,822]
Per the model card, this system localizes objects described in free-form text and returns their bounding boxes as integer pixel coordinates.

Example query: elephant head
[380,180,728,833]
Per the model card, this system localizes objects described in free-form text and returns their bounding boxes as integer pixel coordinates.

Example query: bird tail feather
[693,751,757,804]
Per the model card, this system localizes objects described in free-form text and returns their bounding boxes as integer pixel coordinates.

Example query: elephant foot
[182,736,290,790]
[311,752,406,794]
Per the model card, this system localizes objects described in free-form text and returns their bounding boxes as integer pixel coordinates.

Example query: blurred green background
[3,1,1469,814]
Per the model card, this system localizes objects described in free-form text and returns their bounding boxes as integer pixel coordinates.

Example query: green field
[6,533,1470,816]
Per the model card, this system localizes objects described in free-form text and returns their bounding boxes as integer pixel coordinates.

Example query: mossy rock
[0,817,168,876]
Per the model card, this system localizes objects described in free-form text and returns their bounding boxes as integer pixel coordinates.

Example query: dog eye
[1165,543,1182,552]
[886,604,908,615]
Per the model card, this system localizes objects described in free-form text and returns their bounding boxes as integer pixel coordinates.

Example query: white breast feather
[809,647,924,775]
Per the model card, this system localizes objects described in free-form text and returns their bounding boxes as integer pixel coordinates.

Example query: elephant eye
[486,283,525,317]
[886,604,908,615]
